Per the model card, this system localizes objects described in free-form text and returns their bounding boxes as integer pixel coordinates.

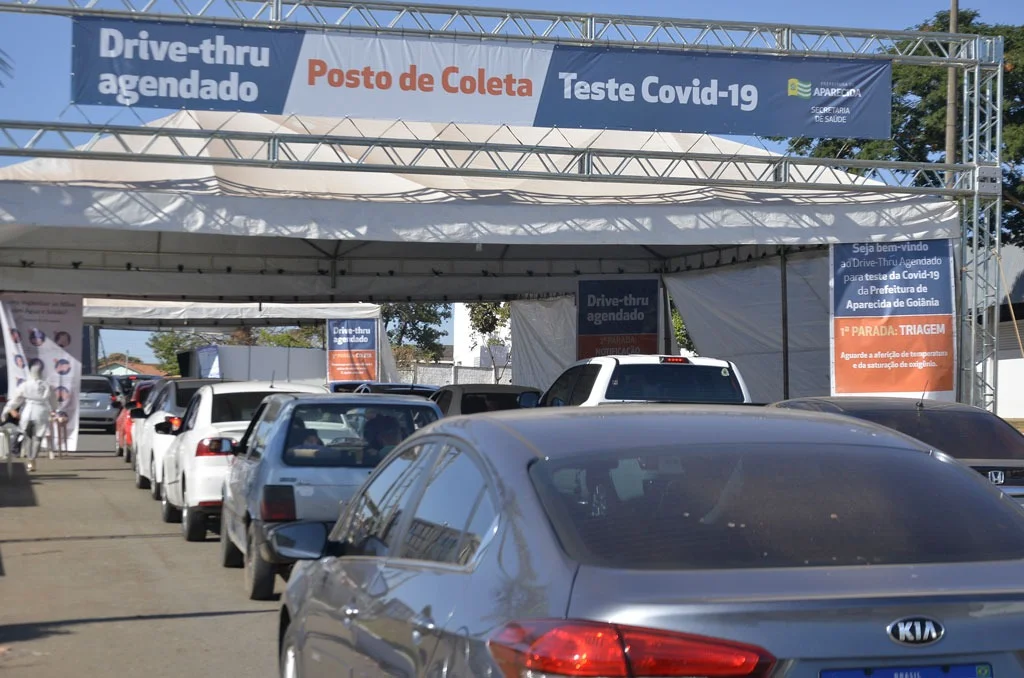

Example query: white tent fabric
[664,253,831,403]
[510,296,577,390]
[83,299,380,327]
[0,111,957,302]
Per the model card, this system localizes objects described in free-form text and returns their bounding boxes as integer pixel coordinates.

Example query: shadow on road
[0,533,179,545]
[0,463,38,508]
[0,609,275,644]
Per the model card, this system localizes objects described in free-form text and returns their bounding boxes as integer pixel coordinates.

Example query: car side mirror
[130,407,147,420]
[154,416,182,435]
[518,391,540,409]
[268,522,329,561]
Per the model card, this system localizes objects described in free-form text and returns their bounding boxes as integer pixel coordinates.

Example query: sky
[1,0,1018,363]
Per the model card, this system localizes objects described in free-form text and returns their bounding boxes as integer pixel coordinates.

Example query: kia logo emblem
[989,470,1005,485]
[887,617,944,646]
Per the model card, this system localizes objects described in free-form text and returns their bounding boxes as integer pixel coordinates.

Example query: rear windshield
[211,391,276,423]
[460,391,526,414]
[131,382,155,402]
[81,378,113,394]
[530,443,1024,570]
[837,408,1024,461]
[605,364,745,404]
[282,403,439,468]
[175,387,200,408]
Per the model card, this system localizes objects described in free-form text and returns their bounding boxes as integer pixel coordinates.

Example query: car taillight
[196,438,235,457]
[660,356,690,364]
[110,394,119,404]
[488,620,774,678]
[260,485,297,522]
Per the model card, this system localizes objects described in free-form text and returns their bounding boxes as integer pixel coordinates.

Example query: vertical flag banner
[577,279,661,360]
[0,293,84,451]
[326,319,378,381]
[831,240,956,400]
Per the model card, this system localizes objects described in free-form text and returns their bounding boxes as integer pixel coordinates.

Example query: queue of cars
[93,353,1024,678]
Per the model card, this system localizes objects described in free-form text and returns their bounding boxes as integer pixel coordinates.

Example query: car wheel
[134,454,150,490]
[161,490,182,523]
[181,487,207,542]
[220,514,244,568]
[280,624,302,678]
[244,522,276,601]
[150,461,162,501]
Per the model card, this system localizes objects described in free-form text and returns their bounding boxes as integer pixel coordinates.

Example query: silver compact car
[78,375,121,432]
[273,405,1024,678]
[219,393,441,600]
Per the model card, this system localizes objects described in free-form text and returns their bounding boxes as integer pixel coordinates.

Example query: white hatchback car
[159,380,328,541]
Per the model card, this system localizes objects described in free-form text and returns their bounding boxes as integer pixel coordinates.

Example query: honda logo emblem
[988,470,1005,485]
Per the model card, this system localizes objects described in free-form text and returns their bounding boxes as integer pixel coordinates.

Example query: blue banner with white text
[71,17,893,139]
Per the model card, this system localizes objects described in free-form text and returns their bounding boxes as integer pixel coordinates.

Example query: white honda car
[159,380,328,541]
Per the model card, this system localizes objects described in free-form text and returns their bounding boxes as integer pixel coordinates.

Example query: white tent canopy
[0,111,957,302]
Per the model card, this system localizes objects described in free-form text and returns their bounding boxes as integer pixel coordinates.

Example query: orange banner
[833,314,954,394]
[577,334,659,360]
[328,349,377,381]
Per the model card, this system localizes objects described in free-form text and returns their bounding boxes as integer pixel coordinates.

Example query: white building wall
[452,303,511,368]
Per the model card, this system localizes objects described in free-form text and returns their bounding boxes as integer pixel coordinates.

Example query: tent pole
[661,277,673,354]
[781,248,791,400]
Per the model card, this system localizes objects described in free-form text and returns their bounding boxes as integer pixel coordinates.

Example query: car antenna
[917,379,930,410]
[270,370,276,389]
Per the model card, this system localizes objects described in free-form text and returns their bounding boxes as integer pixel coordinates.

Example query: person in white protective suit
[1,363,59,472]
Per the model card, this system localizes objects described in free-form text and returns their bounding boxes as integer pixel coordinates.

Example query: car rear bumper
[80,412,118,426]
[187,464,230,508]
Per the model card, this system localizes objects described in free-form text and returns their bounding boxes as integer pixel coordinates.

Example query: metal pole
[780,248,790,400]
[661,278,673,354]
[945,0,959,188]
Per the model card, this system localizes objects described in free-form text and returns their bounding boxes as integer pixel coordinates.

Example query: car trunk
[265,465,372,522]
[569,561,1024,677]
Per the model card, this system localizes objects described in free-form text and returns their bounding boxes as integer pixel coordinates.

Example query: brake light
[110,394,119,404]
[196,438,235,457]
[660,356,690,364]
[488,620,774,678]
[260,485,297,522]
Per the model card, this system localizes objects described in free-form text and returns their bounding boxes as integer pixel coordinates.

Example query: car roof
[581,354,732,367]
[438,383,540,393]
[427,405,931,460]
[271,392,439,406]
[205,381,326,395]
[775,396,987,415]
[167,378,223,388]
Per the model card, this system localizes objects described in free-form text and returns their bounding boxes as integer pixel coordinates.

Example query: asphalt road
[0,432,280,677]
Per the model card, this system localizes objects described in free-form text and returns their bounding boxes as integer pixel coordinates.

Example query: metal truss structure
[0,0,1006,409]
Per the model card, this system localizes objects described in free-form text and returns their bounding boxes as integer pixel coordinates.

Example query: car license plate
[822,665,991,678]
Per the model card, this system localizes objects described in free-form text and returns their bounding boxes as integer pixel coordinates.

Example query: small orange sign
[833,314,954,394]
[328,349,377,381]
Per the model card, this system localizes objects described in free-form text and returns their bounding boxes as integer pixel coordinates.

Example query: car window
[460,390,528,414]
[333,443,433,556]
[131,382,155,405]
[181,394,201,431]
[540,366,584,407]
[529,442,1024,570]
[282,403,439,468]
[605,364,745,403]
[175,386,201,409]
[81,377,114,394]
[568,365,601,406]
[834,408,1024,461]
[246,399,284,461]
[211,391,280,424]
[435,390,454,415]
[398,443,497,566]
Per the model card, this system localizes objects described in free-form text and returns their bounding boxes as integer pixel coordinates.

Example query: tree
[146,331,210,376]
[467,302,512,380]
[671,307,697,353]
[783,10,1023,243]
[103,352,140,365]
[253,324,325,349]
[380,303,452,362]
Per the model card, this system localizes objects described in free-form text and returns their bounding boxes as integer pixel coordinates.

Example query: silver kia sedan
[272,405,1024,678]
